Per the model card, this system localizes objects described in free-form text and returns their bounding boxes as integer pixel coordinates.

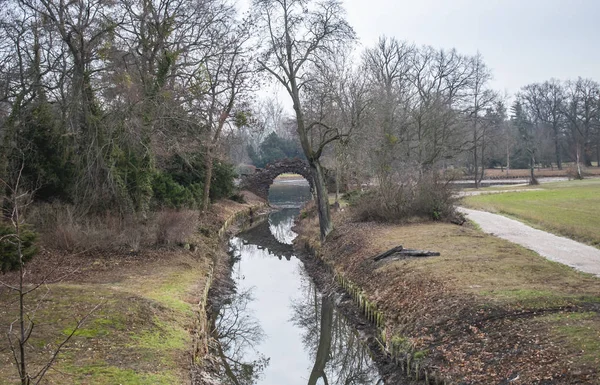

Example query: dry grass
[23,203,205,252]
[371,222,600,305]
[296,211,600,383]
[156,209,198,245]
[0,196,265,384]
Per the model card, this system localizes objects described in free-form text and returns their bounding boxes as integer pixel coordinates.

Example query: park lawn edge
[461,178,600,247]
[293,205,600,384]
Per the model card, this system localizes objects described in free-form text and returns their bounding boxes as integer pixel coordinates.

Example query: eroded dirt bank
[293,207,600,384]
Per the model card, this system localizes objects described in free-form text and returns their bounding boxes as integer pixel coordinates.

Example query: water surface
[215,178,382,384]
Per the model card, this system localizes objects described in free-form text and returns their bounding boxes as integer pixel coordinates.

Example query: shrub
[158,153,236,206]
[27,203,155,252]
[351,171,458,223]
[230,192,246,203]
[151,172,202,209]
[341,190,364,206]
[155,209,198,245]
[210,161,236,200]
[0,222,38,273]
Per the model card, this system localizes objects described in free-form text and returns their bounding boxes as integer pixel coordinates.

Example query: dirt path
[459,207,600,276]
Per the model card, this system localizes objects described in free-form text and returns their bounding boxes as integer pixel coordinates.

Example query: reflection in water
[216,181,382,384]
[215,288,270,385]
[268,178,312,208]
[268,208,299,244]
[292,270,380,385]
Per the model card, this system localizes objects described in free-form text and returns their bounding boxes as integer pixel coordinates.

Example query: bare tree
[192,16,255,211]
[466,52,496,188]
[253,0,355,241]
[1,163,98,385]
[562,78,600,176]
[511,100,538,184]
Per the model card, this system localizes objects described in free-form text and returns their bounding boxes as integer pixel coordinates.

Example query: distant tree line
[246,132,304,168]
[1,0,599,234]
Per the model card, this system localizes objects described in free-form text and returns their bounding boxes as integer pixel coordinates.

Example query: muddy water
[215,178,382,384]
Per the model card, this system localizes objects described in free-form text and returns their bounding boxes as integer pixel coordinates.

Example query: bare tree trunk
[529,153,538,185]
[576,146,583,179]
[335,168,340,204]
[311,160,333,241]
[506,130,510,177]
[473,127,479,189]
[202,148,214,211]
[554,129,563,170]
[479,135,486,183]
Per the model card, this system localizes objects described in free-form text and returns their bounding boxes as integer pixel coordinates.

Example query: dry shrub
[566,164,585,180]
[351,171,459,223]
[155,209,198,245]
[26,203,158,252]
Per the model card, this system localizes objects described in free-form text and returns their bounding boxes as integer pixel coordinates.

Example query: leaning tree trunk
[310,160,333,241]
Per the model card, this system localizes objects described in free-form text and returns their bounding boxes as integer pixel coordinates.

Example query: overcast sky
[342,0,600,95]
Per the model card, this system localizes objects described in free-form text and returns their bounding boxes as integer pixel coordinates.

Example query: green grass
[56,361,179,385]
[462,179,600,246]
[0,266,201,384]
[540,312,600,363]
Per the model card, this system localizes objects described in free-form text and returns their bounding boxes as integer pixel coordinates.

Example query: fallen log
[373,246,440,262]
[373,245,404,262]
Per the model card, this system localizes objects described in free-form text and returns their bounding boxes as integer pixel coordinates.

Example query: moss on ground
[0,198,263,384]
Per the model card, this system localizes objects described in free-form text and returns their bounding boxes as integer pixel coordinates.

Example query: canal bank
[293,202,600,384]
[206,179,405,384]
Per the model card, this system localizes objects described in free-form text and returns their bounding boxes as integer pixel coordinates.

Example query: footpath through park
[458,207,600,277]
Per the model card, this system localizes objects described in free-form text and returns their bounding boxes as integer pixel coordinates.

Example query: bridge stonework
[240,158,314,200]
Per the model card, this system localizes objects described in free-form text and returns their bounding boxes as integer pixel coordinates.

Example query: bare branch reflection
[215,287,270,385]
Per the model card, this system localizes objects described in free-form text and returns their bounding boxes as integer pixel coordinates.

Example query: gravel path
[458,207,600,277]
[457,188,543,197]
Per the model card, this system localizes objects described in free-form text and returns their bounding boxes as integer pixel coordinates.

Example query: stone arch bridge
[240,158,314,200]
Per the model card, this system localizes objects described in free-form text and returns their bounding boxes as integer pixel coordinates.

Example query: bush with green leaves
[0,222,38,273]
[151,172,203,209]
[151,153,237,209]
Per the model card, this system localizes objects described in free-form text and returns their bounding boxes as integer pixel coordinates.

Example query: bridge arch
[240,158,314,200]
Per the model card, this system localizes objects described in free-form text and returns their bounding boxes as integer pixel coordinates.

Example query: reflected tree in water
[215,288,270,385]
[291,271,381,385]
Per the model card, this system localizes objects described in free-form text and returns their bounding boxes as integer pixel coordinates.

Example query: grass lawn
[0,252,204,385]
[461,179,600,247]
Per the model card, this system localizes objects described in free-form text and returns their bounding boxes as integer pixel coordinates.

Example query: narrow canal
[215,177,383,384]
